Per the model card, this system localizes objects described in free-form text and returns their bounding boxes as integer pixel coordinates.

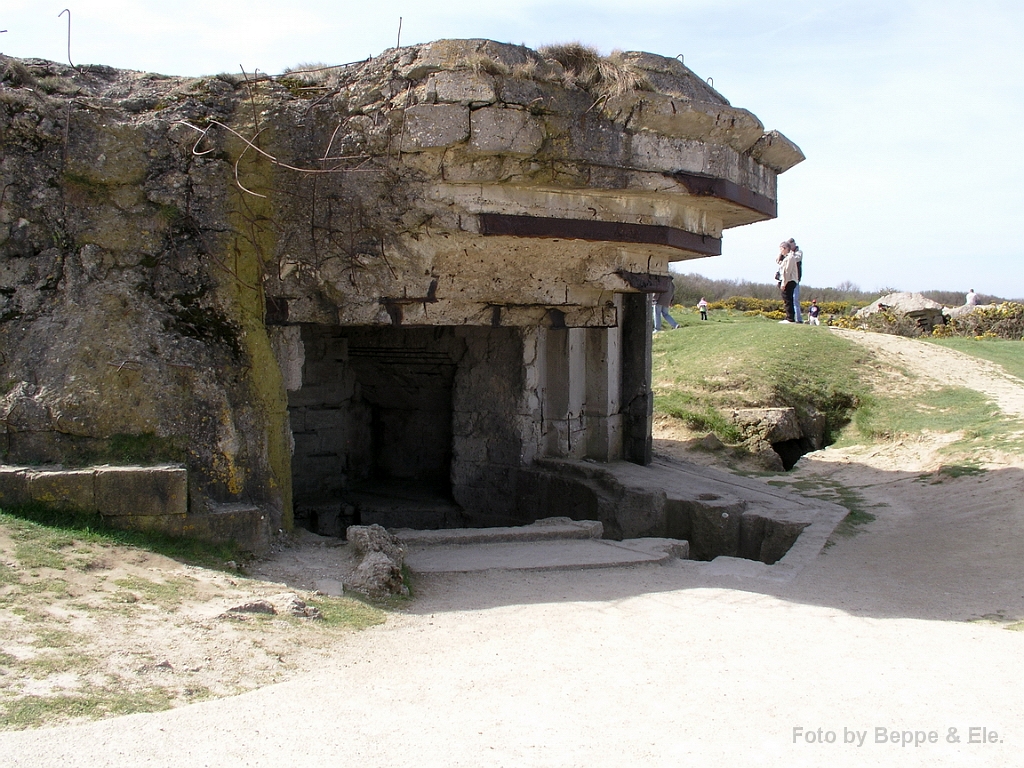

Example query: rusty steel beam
[478,214,722,256]
[669,171,778,219]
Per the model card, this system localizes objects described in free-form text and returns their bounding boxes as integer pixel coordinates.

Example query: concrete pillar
[584,319,623,461]
[567,328,587,457]
[620,292,653,465]
[541,327,588,458]
[542,327,569,456]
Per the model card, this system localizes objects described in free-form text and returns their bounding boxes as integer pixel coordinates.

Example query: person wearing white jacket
[777,244,801,323]
[787,238,803,322]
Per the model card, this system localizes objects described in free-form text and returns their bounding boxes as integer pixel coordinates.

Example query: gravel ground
[2,332,1022,767]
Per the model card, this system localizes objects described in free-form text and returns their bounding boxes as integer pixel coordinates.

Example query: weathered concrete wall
[0,58,294,536]
[0,41,801,539]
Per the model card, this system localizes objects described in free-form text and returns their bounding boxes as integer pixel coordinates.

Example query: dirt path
[3,331,1024,767]
[831,327,1024,418]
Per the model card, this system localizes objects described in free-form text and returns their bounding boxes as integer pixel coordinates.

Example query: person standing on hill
[777,242,800,323]
[786,238,804,322]
[698,297,708,321]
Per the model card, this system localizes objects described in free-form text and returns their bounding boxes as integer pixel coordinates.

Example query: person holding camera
[776,241,800,323]
[786,238,803,322]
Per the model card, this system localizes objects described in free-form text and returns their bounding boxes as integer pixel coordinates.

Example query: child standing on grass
[808,299,821,325]
[698,297,708,320]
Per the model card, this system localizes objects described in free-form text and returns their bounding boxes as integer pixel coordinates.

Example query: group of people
[776,238,820,325]
[652,236,822,331]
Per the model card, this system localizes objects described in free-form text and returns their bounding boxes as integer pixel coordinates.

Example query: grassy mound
[653,312,867,444]
[654,311,1024,459]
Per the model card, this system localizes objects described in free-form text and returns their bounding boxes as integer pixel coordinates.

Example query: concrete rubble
[344,523,409,598]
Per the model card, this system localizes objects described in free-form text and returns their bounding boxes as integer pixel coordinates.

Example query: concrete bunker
[0,40,804,553]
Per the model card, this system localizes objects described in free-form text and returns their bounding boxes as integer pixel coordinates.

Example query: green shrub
[935,303,1024,340]
[708,296,851,318]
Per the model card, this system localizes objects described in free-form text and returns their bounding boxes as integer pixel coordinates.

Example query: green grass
[768,477,881,542]
[20,578,70,596]
[28,627,81,649]
[848,386,999,439]
[112,575,196,607]
[653,312,1024,458]
[0,504,398,732]
[653,312,868,443]
[0,504,245,571]
[842,386,1024,455]
[935,464,987,478]
[1,690,175,730]
[927,337,1024,381]
[305,595,388,629]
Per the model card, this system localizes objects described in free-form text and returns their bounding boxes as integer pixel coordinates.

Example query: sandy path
[831,327,1024,418]
[3,331,1024,767]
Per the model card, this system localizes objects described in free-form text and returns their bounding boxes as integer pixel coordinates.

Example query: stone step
[393,516,603,546]
[404,536,688,574]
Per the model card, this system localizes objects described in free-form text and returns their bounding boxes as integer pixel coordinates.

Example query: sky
[3,1,1023,297]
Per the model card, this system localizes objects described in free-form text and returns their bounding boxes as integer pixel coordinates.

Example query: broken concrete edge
[0,463,271,554]
[394,516,603,546]
[525,457,850,580]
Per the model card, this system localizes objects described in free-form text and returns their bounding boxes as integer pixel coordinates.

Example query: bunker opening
[286,323,543,536]
[288,324,466,536]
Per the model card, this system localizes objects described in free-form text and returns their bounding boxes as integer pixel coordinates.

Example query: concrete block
[186,503,270,553]
[623,94,764,153]
[4,396,50,431]
[497,77,547,107]
[747,130,805,172]
[104,503,270,553]
[291,431,321,457]
[402,105,470,151]
[27,468,97,512]
[0,466,29,507]
[629,131,708,175]
[316,427,350,454]
[401,39,532,81]
[306,407,347,430]
[470,108,544,156]
[295,453,344,478]
[101,513,187,536]
[94,465,187,517]
[730,408,802,443]
[7,431,63,465]
[430,71,496,106]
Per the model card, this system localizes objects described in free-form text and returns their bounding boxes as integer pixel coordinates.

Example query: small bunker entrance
[289,325,465,536]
